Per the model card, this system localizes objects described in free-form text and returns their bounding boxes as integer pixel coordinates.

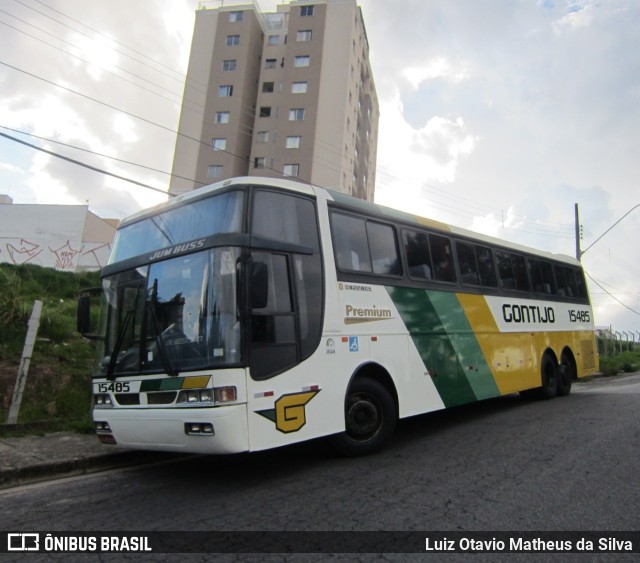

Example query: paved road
[1,374,638,557]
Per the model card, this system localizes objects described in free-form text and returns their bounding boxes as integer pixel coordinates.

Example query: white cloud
[113,114,138,144]
[552,2,596,35]
[403,58,469,90]
[28,151,79,205]
[70,33,119,80]
[0,161,23,174]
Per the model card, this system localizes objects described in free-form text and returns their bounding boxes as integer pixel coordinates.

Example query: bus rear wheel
[330,378,397,456]
[558,350,575,396]
[537,353,559,399]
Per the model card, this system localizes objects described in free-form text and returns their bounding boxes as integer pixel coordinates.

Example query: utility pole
[574,203,583,260]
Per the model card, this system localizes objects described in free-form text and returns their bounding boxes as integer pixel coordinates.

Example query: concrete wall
[0,202,117,272]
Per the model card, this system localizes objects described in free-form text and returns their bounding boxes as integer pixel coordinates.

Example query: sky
[1,0,639,336]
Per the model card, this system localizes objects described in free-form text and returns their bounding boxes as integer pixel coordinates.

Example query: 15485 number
[96,382,131,393]
[568,310,590,323]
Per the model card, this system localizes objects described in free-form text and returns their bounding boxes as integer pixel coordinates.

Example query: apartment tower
[169,0,378,201]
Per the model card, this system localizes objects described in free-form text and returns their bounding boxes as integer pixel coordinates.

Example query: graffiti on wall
[49,241,84,271]
[1,238,112,272]
[6,239,43,265]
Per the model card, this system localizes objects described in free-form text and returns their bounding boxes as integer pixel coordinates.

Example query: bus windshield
[110,190,244,263]
[96,247,241,378]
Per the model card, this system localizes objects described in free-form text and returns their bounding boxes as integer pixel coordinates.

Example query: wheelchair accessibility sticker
[349,336,359,352]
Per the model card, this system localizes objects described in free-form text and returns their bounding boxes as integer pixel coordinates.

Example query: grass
[598,350,640,377]
[0,263,100,433]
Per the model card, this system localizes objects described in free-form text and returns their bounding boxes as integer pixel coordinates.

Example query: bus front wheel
[330,378,397,456]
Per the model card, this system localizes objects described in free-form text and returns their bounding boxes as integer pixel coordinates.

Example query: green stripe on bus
[427,291,500,401]
[140,378,184,392]
[387,287,499,407]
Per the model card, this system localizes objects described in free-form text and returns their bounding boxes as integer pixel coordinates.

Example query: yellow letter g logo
[274,391,319,433]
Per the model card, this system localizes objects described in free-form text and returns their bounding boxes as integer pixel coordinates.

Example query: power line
[0,60,291,182]
[32,0,192,83]
[12,0,207,94]
[585,271,640,317]
[0,16,192,110]
[0,125,207,187]
[0,59,254,170]
[0,130,173,196]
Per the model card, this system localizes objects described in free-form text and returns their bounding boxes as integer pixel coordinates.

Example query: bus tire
[537,353,559,399]
[557,350,575,396]
[330,378,397,456]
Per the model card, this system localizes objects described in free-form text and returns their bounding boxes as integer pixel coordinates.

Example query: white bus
[78,177,599,456]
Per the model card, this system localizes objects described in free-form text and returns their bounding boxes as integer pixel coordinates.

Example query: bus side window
[404,230,433,280]
[497,251,515,289]
[367,221,401,276]
[456,242,479,285]
[555,265,578,298]
[575,268,588,299]
[497,251,529,291]
[252,190,320,251]
[476,245,497,287]
[430,234,455,283]
[528,259,556,295]
[511,254,529,291]
[331,212,372,273]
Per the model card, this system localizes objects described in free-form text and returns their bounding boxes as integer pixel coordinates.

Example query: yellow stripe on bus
[182,375,211,389]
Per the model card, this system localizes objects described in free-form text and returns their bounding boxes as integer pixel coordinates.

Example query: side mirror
[77,287,102,339]
[251,261,269,310]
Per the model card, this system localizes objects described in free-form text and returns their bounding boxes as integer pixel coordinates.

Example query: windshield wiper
[106,310,133,381]
[149,279,179,377]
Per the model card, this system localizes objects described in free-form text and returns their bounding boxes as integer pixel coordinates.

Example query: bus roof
[121,176,580,267]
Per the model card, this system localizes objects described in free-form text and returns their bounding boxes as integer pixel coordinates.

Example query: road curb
[0,450,142,490]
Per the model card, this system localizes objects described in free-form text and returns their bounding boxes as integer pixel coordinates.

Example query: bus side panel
[337,283,446,419]
[387,287,502,408]
[457,293,539,394]
[459,293,598,390]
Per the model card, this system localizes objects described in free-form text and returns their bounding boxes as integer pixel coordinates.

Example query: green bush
[598,351,640,377]
[598,356,621,377]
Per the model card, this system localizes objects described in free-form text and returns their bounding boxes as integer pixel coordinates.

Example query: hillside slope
[0,263,100,428]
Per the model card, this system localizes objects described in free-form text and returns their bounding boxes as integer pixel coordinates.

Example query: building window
[294,55,310,67]
[228,11,243,22]
[267,34,279,45]
[222,59,236,71]
[286,136,301,149]
[297,30,312,42]
[215,111,230,124]
[291,81,308,94]
[254,157,266,169]
[212,138,227,151]
[226,35,240,46]
[264,58,277,69]
[218,84,233,97]
[262,81,274,93]
[256,131,269,143]
[300,6,314,16]
[207,165,223,178]
[259,106,272,118]
[288,108,305,121]
[283,164,299,177]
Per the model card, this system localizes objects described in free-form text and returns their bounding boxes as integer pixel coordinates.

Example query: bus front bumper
[93,404,249,454]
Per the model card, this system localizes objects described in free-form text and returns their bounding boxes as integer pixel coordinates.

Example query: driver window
[250,251,298,379]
